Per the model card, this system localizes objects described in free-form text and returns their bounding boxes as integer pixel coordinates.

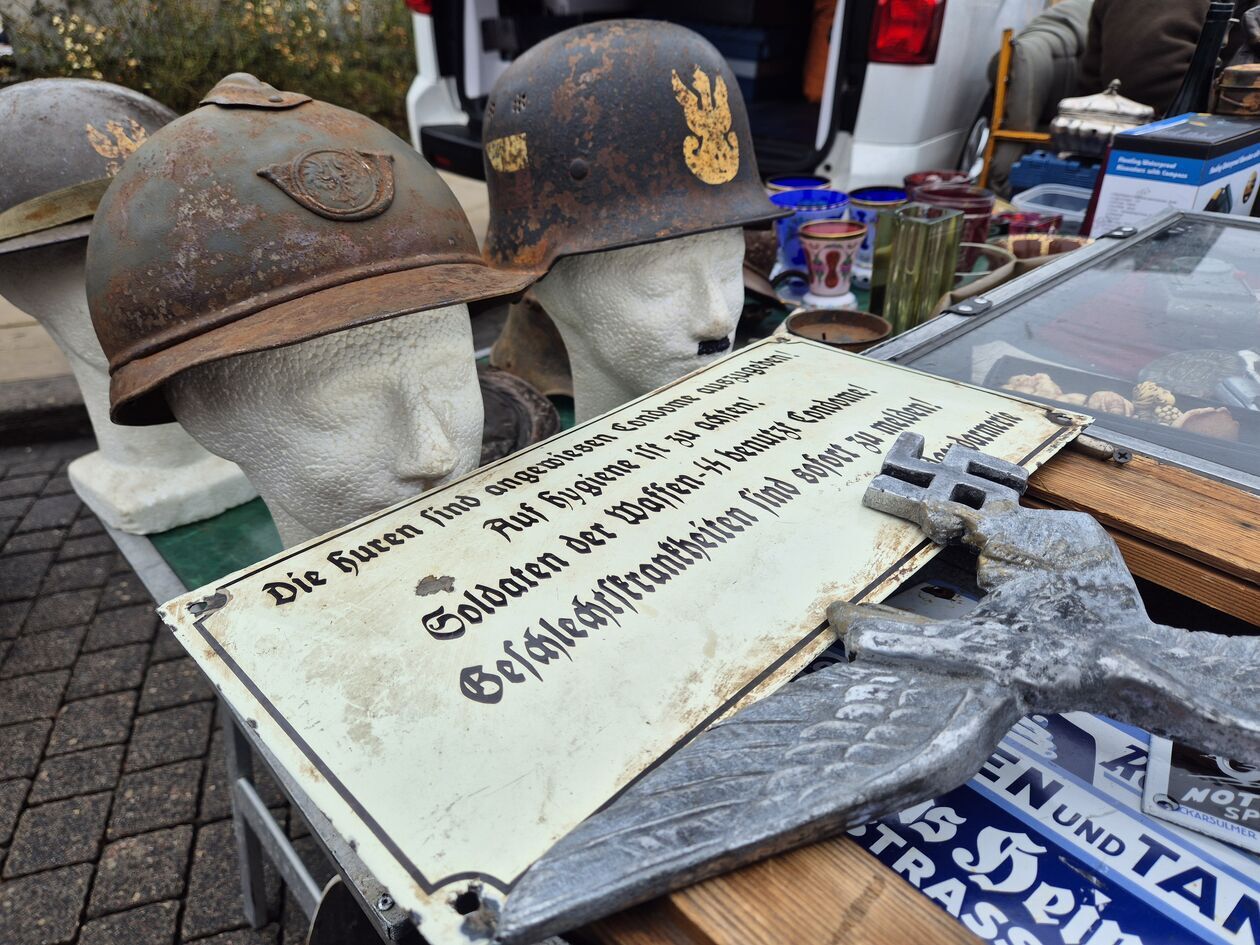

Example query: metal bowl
[784,309,892,352]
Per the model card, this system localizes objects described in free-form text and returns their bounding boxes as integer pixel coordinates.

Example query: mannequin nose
[694,275,735,339]
[392,397,460,485]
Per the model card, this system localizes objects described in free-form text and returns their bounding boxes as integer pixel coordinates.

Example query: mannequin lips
[696,337,731,357]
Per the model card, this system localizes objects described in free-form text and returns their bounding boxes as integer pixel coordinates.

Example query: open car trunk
[418,0,873,180]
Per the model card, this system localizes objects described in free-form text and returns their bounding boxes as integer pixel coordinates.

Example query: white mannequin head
[0,239,254,533]
[0,241,100,375]
[531,228,746,422]
[166,304,483,547]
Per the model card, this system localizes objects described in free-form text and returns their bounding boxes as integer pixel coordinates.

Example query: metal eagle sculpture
[494,432,1260,944]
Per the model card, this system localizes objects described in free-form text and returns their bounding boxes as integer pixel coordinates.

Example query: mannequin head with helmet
[482,20,785,422]
[88,74,534,546]
[0,78,255,534]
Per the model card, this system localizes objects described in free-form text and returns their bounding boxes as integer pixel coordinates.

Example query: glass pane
[903,216,1260,478]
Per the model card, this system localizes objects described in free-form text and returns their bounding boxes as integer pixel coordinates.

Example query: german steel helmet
[88,73,535,426]
[481,19,786,272]
[0,78,176,255]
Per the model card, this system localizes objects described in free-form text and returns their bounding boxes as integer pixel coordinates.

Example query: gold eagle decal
[670,67,739,185]
[85,118,149,176]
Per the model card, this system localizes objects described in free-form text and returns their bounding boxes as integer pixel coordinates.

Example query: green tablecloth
[149,497,283,590]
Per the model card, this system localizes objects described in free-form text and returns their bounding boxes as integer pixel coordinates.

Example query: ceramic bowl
[784,309,892,352]
[955,243,1016,289]
[993,234,1093,273]
[992,235,1093,263]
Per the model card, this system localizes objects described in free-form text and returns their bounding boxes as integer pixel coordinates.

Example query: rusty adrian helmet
[481,19,786,272]
[88,73,535,426]
[0,78,176,256]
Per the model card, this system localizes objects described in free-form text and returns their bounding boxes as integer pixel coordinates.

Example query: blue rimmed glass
[765,174,832,194]
[847,186,908,287]
[771,188,849,271]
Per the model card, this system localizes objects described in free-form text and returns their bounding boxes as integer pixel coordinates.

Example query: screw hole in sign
[453,889,481,915]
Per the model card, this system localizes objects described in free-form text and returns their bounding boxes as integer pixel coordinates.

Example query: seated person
[1077,0,1215,113]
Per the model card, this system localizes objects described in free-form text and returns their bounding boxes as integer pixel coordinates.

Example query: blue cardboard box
[1089,113,1260,235]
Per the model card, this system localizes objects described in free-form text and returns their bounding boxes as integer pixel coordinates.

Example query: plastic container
[1010,184,1094,235]
[1008,150,1102,194]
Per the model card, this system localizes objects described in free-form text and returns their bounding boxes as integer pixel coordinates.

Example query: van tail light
[405,0,433,13]
[869,0,947,65]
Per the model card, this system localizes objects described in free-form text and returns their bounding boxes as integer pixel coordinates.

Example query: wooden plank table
[1027,449,1260,625]
[575,443,1260,945]
[584,837,982,945]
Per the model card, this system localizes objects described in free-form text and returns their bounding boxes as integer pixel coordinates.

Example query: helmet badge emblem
[85,118,150,176]
[670,67,739,186]
[258,148,395,221]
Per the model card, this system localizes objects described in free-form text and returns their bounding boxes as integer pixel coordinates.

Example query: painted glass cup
[884,203,963,336]
[912,182,996,268]
[799,220,866,298]
[771,188,850,271]
[904,169,971,199]
[996,210,1062,236]
[765,174,832,195]
[847,186,909,288]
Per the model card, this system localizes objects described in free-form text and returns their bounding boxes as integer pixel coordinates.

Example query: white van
[403,0,1048,189]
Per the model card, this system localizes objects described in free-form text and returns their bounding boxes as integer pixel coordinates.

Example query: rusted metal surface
[199,72,311,109]
[0,78,175,254]
[477,365,561,464]
[86,73,536,426]
[481,20,787,273]
[488,292,574,399]
[495,431,1259,944]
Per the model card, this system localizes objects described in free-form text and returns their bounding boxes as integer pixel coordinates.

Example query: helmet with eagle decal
[481,19,786,273]
[0,78,176,256]
[87,73,536,425]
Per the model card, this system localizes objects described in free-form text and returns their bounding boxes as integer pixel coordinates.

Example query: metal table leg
[224,708,317,925]
[107,525,418,943]
[220,701,418,942]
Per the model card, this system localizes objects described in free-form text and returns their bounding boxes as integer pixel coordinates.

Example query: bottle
[1164,0,1235,117]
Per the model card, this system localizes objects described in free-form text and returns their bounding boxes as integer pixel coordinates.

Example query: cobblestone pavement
[0,439,331,945]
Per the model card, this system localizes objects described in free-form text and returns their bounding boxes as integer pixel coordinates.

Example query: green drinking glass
[884,203,964,336]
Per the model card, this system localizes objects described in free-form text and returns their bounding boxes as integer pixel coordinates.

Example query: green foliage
[1,0,414,135]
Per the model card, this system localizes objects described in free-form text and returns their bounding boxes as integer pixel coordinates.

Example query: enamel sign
[159,338,1083,943]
